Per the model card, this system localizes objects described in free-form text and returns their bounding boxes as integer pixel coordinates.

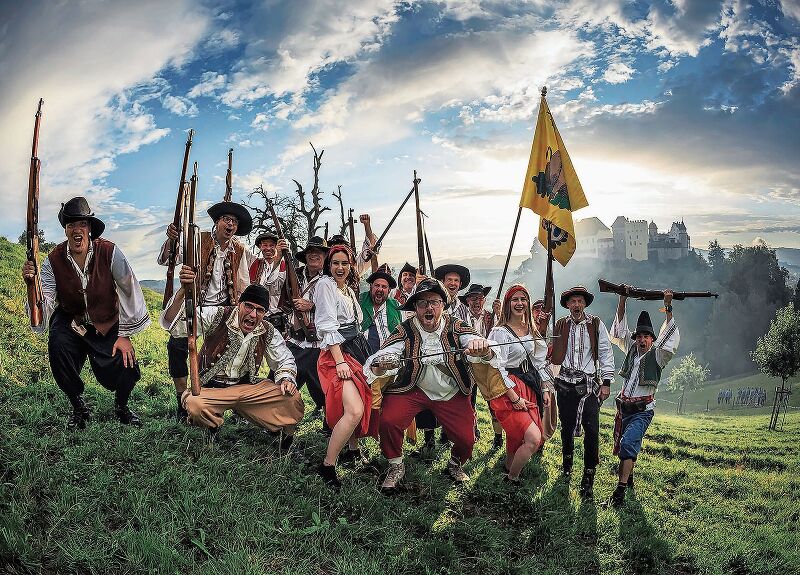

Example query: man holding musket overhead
[364,278,502,491]
[550,285,615,499]
[161,269,303,442]
[158,199,255,421]
[607,287,679,507]
[360,263,403,355]
[22,197,151,429]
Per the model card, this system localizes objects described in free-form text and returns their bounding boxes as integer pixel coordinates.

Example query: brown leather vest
[198,307,274,386]
[549,315,599,366]
[198,232,245,305]
[48,239,118,336]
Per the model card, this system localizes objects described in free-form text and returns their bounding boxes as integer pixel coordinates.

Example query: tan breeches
[182,380,305,433]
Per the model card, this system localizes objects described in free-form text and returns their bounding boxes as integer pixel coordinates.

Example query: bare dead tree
[291,142,330,242]
[332,184,347,236]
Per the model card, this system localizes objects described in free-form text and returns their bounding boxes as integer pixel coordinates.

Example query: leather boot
[610,484,626,508]
[579,467,596,499]
[562,452,574,477]
[114,404,142,427]
[317,463,341,489]
[67,396,91,430]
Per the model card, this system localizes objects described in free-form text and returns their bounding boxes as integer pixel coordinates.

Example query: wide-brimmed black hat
[58,197,105,238]
[401,278,448,312]
[328,234,349,247]
[366,263,397,288]
[458,283,492,304]
[632,311,656,339]
[239,284,269,310]
[254,231,279,247]
[434,264,470,289]
[560,285,594,308]
[397,262,416,285]
[207,201,253,236]
[296,236,329,263]
[531,299,546,309]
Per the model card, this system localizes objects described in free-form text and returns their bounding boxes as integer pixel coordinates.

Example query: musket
[224,148,233,202]
[377,337,557,364]
[266,198,317,342]
[413,170,426,275]
[598,279,719,301]
[163,129,193,308]
[372,185,416,252]
[421,210,435,274]
[26,99,44,327]
[347,208,357,258]
[185,163,201,396]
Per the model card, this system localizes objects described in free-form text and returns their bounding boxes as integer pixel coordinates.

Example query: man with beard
[161,270,303,444]
[360,264,402,354]
[435,264,470,318]
[608,288,679,507]
[158,200,255,421]
[456,283,500,338]
[22,197,151,428]
[285,236,329,422]
[363,279,501,491]
[550,286,615,500]
[249,231,290,314]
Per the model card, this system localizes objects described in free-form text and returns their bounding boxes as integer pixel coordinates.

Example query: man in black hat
[434,264,470,318]
[158,199,256,421]
[549,285,615,499]
[607,288,679,507]
[360,263,402,354]
[455,283,498,338]
[22,197,151,428]
[161,268,303,442]
[285,236,330,419]
[249,231,290,314]
[363,278,498,491]
[391,262,417,320]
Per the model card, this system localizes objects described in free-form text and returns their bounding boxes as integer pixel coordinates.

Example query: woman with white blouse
[488,284,550,484]
[315,244,373,488]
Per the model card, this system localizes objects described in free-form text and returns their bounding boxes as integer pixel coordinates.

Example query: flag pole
[496,206,523,300]
[546,222,556,334]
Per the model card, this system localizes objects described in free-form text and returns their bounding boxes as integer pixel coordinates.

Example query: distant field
[1,239,798,575]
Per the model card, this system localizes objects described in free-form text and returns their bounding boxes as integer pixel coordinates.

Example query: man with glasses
[158,200,255,421]
[363,279,499,491]
[160,268,303,443]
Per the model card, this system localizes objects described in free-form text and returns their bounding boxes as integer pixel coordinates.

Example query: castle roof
[575,217,610,236]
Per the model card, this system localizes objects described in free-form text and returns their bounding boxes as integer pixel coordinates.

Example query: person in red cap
[160,266,303,443]
[607,287,679,507]
[550,285,615,499]
[158,199,256,421]
[22,197,151,429]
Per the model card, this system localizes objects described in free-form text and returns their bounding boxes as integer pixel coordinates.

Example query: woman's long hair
[323,243,358,288]
[497,283,538,335]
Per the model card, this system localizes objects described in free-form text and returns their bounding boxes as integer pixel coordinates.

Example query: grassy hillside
[1,238,798,575]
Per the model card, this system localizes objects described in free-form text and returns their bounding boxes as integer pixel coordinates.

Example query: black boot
[562,452,574,477]
[610,484,626,508]
[579,467,596,500]
[67,397,91,430]
[317,463,341,489]
[280,433,295,451]
[492,433,504,451]
[114,404,142,427]
[175,393,188,423]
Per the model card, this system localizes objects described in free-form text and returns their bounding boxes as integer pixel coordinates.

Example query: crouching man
[161,265,304,446]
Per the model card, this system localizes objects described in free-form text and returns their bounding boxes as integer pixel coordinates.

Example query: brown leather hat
[560,285,594,308]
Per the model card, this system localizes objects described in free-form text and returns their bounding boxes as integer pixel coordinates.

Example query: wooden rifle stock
[163,129,193,308]
[26,99,44,327]
[185,163,201,396]
[598,279,719,301]
[266,199,315,341]
[360,215,379,273]
[224,148,233,202]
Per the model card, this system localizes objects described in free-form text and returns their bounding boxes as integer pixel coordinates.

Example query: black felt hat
[458,283,492,304]
[254,231,279,247]
[328,234,349,247]
[207,201,253,236]
[58,197,105,238]
[296,236,329,263]
[559,285,594,308]
[401,278,448,312]
[434,264,470,289]
[531,299,546,308]
[239,284,269,310]
[397,262,416,285]
[366,263,397,288]
[632,311,656,339]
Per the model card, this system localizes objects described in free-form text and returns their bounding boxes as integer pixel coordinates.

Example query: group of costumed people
[22,195,680,506]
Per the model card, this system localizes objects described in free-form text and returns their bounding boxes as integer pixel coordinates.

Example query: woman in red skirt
[488,284,549,483]
[315,244,373,488]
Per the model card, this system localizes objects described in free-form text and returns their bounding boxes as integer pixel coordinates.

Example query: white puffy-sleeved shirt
[313,275,363,350]
[29,242,151,338]
[363,317,500,401]
[489,325,553,389]
[557,314,615,382]
[610,312,680,409]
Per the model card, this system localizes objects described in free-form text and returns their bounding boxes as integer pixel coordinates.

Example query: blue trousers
[618,410,654,461]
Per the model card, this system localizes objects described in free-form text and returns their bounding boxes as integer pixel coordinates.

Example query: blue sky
[1,0,798,278]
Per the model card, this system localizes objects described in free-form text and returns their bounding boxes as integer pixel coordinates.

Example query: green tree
[666,353,709,414]
[752,305,800,430]
[793,277,800,311]
[707,239,727,283]
[17,228,56,253]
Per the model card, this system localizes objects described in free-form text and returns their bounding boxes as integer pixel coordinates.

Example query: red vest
[48,239,118,336]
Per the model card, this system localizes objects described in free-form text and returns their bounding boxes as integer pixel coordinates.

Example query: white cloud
[602,60,636,84]
[251,112,270,131]
[162,94,199,117]
[187,71,227,98]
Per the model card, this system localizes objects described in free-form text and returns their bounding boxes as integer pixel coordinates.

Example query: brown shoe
[381,462,405,491]
[446,458,469,483]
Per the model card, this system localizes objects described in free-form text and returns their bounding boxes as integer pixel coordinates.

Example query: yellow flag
[519,91,588,266]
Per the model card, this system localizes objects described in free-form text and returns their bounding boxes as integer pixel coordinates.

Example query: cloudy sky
[1,0,798,278]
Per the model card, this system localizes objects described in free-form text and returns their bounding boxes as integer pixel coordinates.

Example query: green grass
[1,238,799,575]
